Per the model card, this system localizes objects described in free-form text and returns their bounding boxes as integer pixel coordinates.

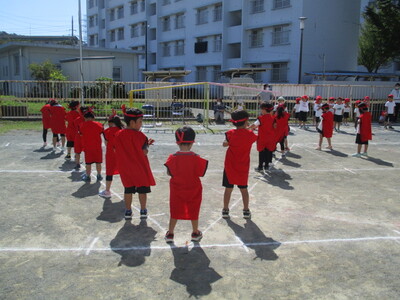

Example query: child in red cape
[64,100,80,161]
[99,111,124,198]
[49,99,66,151]
[40,100,51,147]
[73,106,88,170]
[250,102,276,172]
[316,103,334,150]
[352,102,372,157]
[79,109,104,182]
[115,106,156,220]
[222,110,257,220]
[275,104,291,157]
[164,126,208,244]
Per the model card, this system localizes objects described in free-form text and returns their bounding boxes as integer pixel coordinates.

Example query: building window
[196,8,208,25]
[101,19,105,29]
[196,66,207,81]
[117,6,124,19]
[117,28,124,40]
[113,67,121,81]
[213,4,222,22]
[213,35,222,52]
[251,0,265,14]
[175,40,185,56]
[140,23,147,36]
[99,0,105,9]
[162,43,171,57]
[212,65,221,82]
[175,13,185,29]
[100,39,106,47]
[271,62,288,82]
[130,1,138,14]
[88,0,94,9]
[13,54,20,76]
[110,30,116,42]
[109,9,115,21]
[89,34,98,46]
[162,0,171,5]
[131,24,139,37]
[162,16,171,31]
[149,3,156,15]
[273,0,290,9]
[140,0,145,12]
[89,16,95,28]
[249,29,263,47]
[272,26,290,45]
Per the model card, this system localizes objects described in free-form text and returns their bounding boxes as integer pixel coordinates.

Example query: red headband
[175,131,195,144]
[121,104,143,118]
[230,117,248,124]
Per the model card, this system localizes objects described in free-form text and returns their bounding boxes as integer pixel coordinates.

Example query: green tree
[360,0,400,69]
[29,60,67,81]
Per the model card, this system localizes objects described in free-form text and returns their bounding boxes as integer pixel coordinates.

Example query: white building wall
[86,0,363,84]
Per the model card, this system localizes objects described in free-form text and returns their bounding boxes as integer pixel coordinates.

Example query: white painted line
[85,237,99,255]
[344,168,357,174]
[0,170,66,173]
[0,236,399,253]
[5,143,10,147]
[234,236,250,253]
[149,213,166,217]
[393,230,400,235]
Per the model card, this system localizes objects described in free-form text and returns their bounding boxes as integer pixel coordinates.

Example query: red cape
[275,112,290,142]
[256,114,276,152]
[49,105,66,134]
[322,111,334,138]
[65,110,80,141]
[40,104,51,129]
[104,126,121,176]
[360,112,372,142]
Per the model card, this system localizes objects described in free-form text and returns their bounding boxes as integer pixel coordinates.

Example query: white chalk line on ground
[1,236,399,253]
[85,237,99,256]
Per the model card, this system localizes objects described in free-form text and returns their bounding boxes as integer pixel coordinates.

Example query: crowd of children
[39,92,389,243]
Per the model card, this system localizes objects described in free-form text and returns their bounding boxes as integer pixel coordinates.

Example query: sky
[0,0,87,37]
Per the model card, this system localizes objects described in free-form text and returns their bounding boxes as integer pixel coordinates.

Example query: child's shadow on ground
[326,149,348,157]
[169,244,222,297]
[226,219,280,261]
[255,169,294,190]
[365,156,394,167]
[97,198,125,223]
[33,147,53,153]
[110,220,156,267]
[71,181,101,198]
[68,171,84,182]
[40,151,63,160]
[280,157,301,168]
[59,160,76,172]
[285,151,301,159]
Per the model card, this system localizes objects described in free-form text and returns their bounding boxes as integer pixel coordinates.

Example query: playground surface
[0,123,399,299]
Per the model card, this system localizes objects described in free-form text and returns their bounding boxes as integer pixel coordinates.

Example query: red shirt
[256,114,276,152]
[65,110,80,141]
[165,152,208,220]
[224,128,257,186]
[104,126,121,176]
[275,112,290,142]
[40,104,51,129]
[49,105,66,134]
[321,111,334,138]
[80,120,103,151]
[360,112,372,142]
[115,129,156,188]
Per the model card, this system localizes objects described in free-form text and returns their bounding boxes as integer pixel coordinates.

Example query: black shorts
[343,112,349,118]
[334,115,343,122]
[222,171,247,189]
[298,111,308,122]
[295,112,299,119]
[386,114,395,122]
[53,133,65,137]
[124,186,151,194]
[355,134,368,145]
[315,117,320,124]
[66,141,74,147]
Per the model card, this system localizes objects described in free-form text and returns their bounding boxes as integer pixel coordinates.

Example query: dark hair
[49,99,58,106]
[276,105,285,119]
[260,102,273,112]
[321,103,330,110]
[123,108,143,125]
[83,111,95,119]
[69,100,80,110]
[230,110,249,127]
[358,103,368,112]
[175,126,196,145]
[79,106,89,115]
[108,115,124,129]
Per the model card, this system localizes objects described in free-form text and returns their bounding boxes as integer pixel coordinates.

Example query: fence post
[204,83,210,127]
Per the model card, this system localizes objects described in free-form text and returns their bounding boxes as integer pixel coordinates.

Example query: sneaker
[124,209,133,220]
[99,190,111,198]
[140,209,148,219]
[52,147,57,152]
[74,164,81,170]
[56,142,61,147]
[64,154,71,161]
[243,209,252,219]
[164,231,174,243]
[360,152,368,157]
[191,231,203,242]
[96,174,103,181]
[255,166,263,172]
[60,147,65,152]
[81,173,91,182]
[352,153,361,158]
[222,209,230,219]
[42,142,47,147]
[389,126,394,129]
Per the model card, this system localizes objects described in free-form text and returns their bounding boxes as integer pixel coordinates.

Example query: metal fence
[0,80,393,123]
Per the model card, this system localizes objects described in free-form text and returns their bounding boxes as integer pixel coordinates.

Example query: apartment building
[87,0,361,83]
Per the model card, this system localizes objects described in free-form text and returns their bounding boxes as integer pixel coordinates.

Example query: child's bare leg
[168,218,178,233]
[223,188,233,210]
[67,146,72,155]
[138,193,147,210]
[75,153,80,164]
[191,220,199,233]
[96,163,101,175]
[357,144,362,153]
[124,193,133,210]
[61,135,66,147]
[327,138,332,148]
[364,144,369,153]
[316,134,323,149]
[52,136,57,148]
[105,179,112,191]
[239,188,249,211]
[85,163,91,176]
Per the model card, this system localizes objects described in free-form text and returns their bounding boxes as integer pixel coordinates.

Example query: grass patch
[0,121,42,135]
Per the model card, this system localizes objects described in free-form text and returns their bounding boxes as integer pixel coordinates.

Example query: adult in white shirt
[389,83,400,121]
[384,94,396,129]
[298,95,309,129]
